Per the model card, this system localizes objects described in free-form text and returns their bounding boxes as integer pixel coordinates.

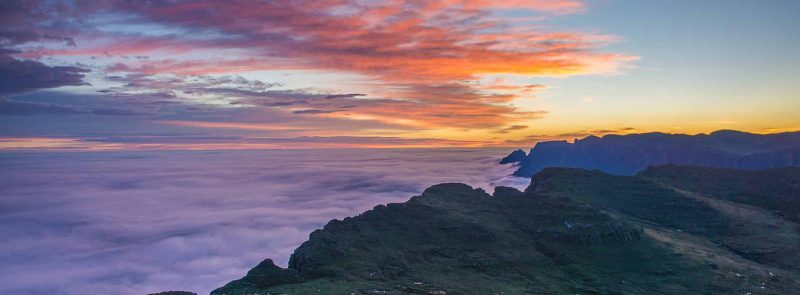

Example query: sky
[1,0,798,150]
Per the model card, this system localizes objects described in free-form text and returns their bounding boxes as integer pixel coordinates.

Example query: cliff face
[498,148,526,164]
[213,166,800,295]
[503,130,800,177]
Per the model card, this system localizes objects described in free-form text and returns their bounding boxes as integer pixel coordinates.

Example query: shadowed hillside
[210,166,800,295]
[503,130,800,177]
[640,165,800,223]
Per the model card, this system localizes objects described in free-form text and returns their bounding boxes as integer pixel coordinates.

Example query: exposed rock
[498,149,526,164]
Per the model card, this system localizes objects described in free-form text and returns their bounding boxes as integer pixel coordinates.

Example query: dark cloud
[0,54,89,96]
[0,0,81,47]
[491,124,528,134]
[558,132,590,138]
[254,100,304,107]
[90,108,146,116]
[292,109,338,115]
[591,127,636,133]
[325,93,365,99]
[558,127,638,138]
[0,2,89,95]
[0,98,80,115]
[0,97,152,117]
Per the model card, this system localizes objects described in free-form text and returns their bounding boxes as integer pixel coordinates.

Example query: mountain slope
[503,130,800,177]
[640,165,800,223]
[639,165,800,270]
[538,166,800,275]
[212,166,800,295]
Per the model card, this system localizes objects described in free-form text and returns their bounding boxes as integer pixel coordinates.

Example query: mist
[0,149,526,294]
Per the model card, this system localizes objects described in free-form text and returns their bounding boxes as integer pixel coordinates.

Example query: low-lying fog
[0,148,527,294]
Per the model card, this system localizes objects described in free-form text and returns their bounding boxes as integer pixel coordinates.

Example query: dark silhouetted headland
[502,130,800,177]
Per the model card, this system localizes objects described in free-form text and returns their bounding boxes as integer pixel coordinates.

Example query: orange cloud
[9,0,635,139]
[455,0,586,15]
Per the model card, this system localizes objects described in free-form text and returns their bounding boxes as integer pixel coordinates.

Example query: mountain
[502,130,800,177]
[211,165,800,294]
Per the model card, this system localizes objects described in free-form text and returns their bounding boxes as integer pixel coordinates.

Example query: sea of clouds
[0,148,528,294]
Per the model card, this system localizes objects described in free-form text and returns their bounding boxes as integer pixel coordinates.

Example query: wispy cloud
[0,0,636,147]
[490,124,528,134]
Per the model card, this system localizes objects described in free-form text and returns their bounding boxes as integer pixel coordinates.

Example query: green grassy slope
[640,165,800,223]
[213,167,800,295]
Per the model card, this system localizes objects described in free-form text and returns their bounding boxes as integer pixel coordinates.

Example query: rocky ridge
[502,130,800,177]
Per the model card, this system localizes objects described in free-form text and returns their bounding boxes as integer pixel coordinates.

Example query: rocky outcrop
[213,259,303,294]
[498,148,526,164]
[506,130,800,177]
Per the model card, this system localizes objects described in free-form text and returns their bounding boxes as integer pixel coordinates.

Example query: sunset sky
[1,0,798,150]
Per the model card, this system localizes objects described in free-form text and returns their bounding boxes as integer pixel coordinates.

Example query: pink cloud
[5,0,636,135]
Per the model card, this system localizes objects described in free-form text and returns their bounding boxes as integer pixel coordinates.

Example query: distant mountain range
[207,165,800,294]
[502,130,800,177]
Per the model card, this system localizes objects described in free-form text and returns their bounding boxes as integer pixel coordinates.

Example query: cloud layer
[0,148,527,294]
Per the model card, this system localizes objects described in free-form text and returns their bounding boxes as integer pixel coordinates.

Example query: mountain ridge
[502,130,800,177]
[208,165,800,294]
